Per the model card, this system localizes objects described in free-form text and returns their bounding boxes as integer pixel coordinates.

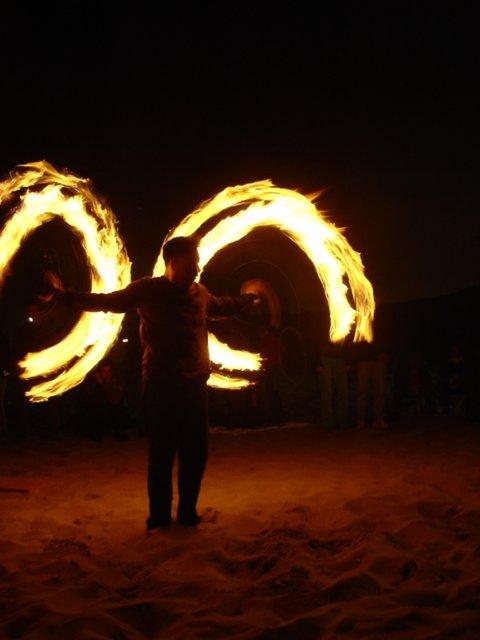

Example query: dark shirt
[64,276,254,381]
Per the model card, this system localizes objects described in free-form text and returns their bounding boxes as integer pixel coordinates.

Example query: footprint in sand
[253,616,324,640]
[336,617,357,634]
[84,493,101,500]
[261,527,309,543]
[201,507,220,523]
[383,530,411,551]
[107,601,178,637]
[307,537,351,555]
[446,578,480,611]
[43,538,91,558]
[3,603,51,639]
[317,572,382,605]
[452,509,480,536]
[416,500,459,520]
[367,555,418,587]
[266,564,313,594]
[209,549,279,579]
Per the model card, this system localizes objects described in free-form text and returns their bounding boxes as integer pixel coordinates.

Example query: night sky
[1,4,478,304]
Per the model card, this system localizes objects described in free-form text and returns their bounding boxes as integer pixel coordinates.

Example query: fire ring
[154,180,375,389]
[0,161,131,402]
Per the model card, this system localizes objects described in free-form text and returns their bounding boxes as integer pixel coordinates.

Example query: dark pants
[143,376,208,522]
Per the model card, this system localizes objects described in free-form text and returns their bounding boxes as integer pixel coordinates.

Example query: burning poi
[0,163,375,401]
[0,162,132,402]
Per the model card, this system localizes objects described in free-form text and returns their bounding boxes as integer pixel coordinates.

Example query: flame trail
[1,166,374,397]
[0,161,131,402]
[155,181,375,389]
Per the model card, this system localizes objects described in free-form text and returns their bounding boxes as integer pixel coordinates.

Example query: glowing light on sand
[0,161,131,402]
[154,181,375,389]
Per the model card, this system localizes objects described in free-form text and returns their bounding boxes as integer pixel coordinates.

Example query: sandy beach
[1,417,480,639]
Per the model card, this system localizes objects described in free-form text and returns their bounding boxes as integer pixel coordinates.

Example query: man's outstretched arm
[205,288,260,319]
[50,275,150,313]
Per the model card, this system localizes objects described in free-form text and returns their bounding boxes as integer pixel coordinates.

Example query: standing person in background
[45,236,260,530]
[316,342,349,431]
[258,324,284,427]
[442,342,467,417]
[465,344,480,423]
[80,361,130,441]
[0,328,12,435]
[353,341,388,429]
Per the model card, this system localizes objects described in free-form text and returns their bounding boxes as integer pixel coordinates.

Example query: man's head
[162,236,200,289]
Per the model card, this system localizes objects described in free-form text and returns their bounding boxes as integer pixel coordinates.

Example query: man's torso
[136,277,210,381]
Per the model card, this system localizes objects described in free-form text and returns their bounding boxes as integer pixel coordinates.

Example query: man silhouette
[48,236,259,529]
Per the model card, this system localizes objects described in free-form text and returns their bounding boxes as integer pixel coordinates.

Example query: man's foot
[373,419,388,429]
[355,420,365,430]
[146,515,172,530]
[177,512,202,526]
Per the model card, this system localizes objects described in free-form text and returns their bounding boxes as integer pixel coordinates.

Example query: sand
[1,416,480,639]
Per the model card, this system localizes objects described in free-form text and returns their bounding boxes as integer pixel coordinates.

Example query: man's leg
[177,381,208,524]
[144,380,177,527]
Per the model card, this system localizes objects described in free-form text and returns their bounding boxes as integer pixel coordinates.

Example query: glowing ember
[154,181,375,389]
[0,161,131,402]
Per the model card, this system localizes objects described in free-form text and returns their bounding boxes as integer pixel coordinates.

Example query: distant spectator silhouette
[352,342,388,429]
[316,342,349,430]
[442,343,467,417]
[258,325,284,426]
[80,361,130,441]
[0,328,12,434]
[465,344,480,422]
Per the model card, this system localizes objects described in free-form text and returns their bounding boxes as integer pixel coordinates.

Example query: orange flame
[1,166,374,398]
[0,161,131,402]
[155,181,375,389]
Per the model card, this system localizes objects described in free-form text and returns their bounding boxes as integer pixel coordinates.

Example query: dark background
[1,3,478,304]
